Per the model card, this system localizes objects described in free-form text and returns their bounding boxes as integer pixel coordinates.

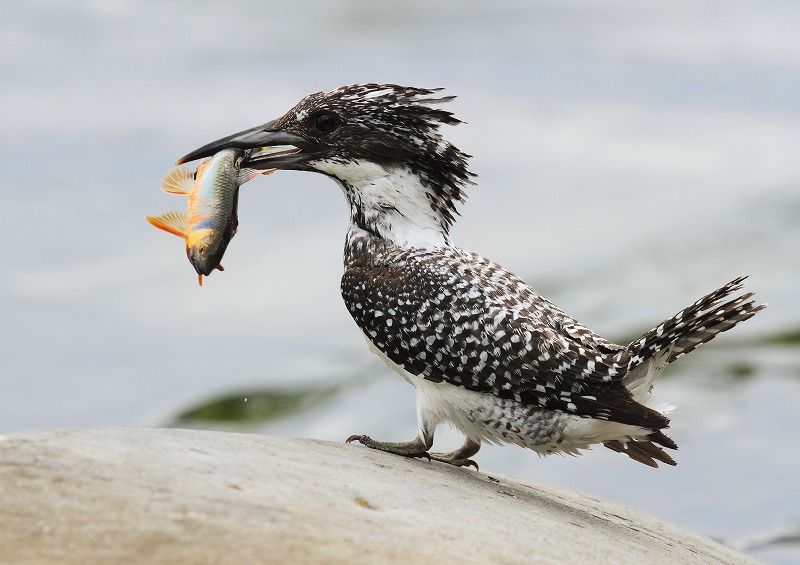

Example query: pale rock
[0,428,757,565]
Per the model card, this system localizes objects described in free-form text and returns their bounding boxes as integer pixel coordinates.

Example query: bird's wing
[341,247,667,429]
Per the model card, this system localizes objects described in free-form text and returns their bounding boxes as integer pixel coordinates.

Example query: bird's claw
[345,434,431,461]
[346,435,479,469]
[463,459,479,471]
[429,453,480,471]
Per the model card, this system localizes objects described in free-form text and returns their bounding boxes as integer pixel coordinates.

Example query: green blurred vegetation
[173,380,346,424]
[725,361,757,381]
[762,327,800,347]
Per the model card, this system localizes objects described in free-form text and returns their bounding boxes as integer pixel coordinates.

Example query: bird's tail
[603,276,765,468]
[626,276,765,374]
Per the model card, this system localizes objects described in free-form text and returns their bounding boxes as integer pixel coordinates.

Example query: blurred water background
[1,1,799,562]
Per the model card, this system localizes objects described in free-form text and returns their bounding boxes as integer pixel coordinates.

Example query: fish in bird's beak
[176,119,319,171]
[148,148,272,286]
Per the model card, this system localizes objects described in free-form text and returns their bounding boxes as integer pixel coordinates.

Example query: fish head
[185,228,224,276]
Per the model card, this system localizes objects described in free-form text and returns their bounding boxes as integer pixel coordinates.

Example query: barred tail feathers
[603,277,764,468]
[627,276,765,373]
[604,430,678,468]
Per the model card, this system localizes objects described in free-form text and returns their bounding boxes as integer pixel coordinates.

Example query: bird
[177,83,765,469]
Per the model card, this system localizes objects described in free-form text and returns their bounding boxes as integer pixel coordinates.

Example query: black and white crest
[272,84,474,235]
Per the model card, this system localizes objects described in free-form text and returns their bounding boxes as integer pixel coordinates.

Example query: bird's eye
[313,112,338,133]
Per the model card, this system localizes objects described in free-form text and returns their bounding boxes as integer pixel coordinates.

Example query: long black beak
[176,119,308,166]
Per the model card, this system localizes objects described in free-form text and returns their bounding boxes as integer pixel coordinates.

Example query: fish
[146,148,273,286]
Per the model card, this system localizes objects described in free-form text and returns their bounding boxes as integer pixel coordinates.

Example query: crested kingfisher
[178,84,765,469]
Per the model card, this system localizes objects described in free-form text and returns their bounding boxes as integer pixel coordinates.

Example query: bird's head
[178,84,474,246]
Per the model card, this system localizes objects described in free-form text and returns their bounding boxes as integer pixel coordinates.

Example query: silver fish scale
[341,231,668,429]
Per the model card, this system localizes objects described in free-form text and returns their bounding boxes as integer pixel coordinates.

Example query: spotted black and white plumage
[178,84,765,468]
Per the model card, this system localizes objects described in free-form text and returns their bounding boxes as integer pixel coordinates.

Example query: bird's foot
[429,438,481,471]
[346,434,431,461]
[429,452,479,471]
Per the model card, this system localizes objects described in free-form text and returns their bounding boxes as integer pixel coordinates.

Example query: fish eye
[313,112,338,133]
[199,245,207,255]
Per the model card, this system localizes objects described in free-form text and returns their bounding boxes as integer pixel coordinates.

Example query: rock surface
[0,428,757,564]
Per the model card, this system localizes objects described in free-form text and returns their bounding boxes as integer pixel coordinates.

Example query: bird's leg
[430,438,481,470]
[347,393,440,461]
[346,433,433,461]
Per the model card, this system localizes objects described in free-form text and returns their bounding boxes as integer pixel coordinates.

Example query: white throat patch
[312,159,449,249]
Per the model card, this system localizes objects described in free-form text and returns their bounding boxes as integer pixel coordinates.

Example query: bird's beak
[176,119,314,170]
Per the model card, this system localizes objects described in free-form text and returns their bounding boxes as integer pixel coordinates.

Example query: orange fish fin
[216,264,224,271]
[237,167,276,185]
[146,211,188,238]
[160,165,195,195]
[198,274,203,286]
